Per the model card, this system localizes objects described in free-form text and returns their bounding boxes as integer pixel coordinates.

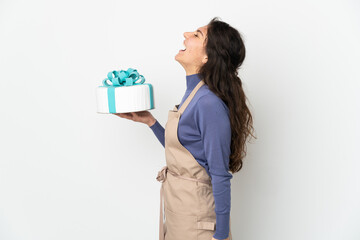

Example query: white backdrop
[0,0,359,239]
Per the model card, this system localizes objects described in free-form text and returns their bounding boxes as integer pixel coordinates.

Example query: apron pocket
[197,221,215,230]
[164,207,197,240]
[196,215,216,240]
[196,220,216,240]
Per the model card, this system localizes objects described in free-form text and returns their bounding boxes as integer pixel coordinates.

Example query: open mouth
[180,42,186,52]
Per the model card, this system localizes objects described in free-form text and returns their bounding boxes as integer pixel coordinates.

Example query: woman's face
[175,25,208,75]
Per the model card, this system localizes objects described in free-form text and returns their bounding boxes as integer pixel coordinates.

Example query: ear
[202,56,208,64]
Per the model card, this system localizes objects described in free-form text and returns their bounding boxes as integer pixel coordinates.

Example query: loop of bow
[156,166,168,183]
[102,68,145,87]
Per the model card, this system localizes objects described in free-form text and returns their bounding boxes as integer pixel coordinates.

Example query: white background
[0,0,359,239]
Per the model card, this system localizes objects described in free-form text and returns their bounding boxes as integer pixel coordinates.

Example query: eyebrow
[197,29,204,37]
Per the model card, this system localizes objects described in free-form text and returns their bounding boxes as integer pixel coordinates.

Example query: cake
[96,68,155,113]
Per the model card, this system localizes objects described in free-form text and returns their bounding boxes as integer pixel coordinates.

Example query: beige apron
[156,80,233,240]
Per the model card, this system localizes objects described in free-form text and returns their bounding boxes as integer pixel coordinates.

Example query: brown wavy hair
[198,17,257,174]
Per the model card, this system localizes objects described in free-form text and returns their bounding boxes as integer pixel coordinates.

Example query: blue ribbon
[100,68,154,113]
[102,68,145,87]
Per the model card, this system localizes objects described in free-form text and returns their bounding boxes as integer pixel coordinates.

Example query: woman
[115,17,255,240]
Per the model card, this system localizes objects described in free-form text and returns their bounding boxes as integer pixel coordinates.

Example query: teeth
[182,42,186,50]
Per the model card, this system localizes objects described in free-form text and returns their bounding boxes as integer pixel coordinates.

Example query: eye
[194,33,198,37]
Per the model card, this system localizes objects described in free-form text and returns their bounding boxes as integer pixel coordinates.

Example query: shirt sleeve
[149,119,165,148]
[195,94,233,240]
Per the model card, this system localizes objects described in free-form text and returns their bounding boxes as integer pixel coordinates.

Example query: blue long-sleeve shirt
[150,73,233,239]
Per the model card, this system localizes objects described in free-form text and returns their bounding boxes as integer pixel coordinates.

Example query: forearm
[149,119,165,147]
[211,175,231,239]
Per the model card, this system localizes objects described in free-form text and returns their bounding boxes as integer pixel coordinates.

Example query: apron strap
[159,184,165,240]
[178,80,205,114]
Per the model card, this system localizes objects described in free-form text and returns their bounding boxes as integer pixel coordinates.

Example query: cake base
[96,83,154,113]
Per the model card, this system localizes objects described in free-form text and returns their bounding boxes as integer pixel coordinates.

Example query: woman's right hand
[112,111,156,127]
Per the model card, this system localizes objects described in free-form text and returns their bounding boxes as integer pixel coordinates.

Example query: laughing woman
[115,17,256,240]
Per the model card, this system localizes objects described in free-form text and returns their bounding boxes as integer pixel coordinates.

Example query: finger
[114,113,125,118]
[117,113,131,119]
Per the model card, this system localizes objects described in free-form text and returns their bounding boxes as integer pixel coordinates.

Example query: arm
[196,95,233,240]
[149,119,165,148]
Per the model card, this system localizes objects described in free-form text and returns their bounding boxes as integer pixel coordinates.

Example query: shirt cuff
[213,212,230,240]
[149,119,160,130]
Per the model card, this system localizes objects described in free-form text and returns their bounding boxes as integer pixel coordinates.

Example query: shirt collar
[185,73,201,91]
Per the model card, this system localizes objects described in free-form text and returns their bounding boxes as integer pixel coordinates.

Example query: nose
[183,32,188,38]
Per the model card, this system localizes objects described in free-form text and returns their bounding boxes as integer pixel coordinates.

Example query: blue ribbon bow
[102,68,145,87]
[100,68,154,113]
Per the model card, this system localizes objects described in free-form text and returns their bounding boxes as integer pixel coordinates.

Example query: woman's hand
[211,237,229,240]
[112,110,156,127]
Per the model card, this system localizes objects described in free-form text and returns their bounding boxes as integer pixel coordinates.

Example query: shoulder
[194,86,230,133]
[197,85,230,116]
[195,86,231,136]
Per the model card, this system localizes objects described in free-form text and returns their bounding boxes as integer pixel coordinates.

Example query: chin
[174,54,181,62]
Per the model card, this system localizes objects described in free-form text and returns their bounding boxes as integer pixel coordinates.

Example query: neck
[185,73,201,91]
[184,65,200,76]
[186,71,198,76]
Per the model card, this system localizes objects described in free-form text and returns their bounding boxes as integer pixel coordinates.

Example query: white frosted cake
[96,68,155,114]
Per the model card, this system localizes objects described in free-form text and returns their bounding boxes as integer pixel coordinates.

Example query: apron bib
[156,80,233,240]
